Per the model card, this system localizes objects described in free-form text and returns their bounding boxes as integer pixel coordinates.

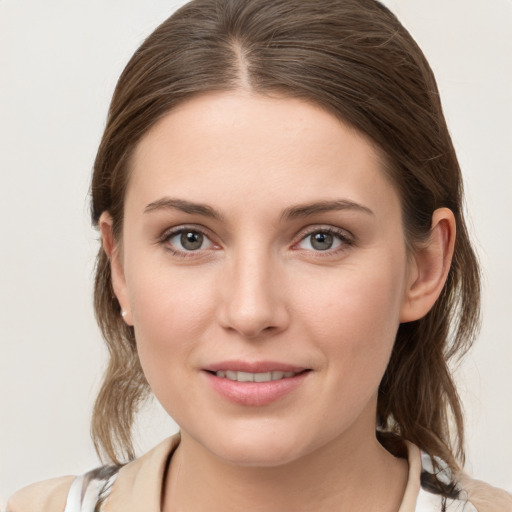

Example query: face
[109,91,418,467]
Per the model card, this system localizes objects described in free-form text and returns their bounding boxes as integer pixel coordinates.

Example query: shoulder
[6,476,75,512]
[457,473,512,512]
[6,434,181,512]
[406,442,512,512]
[105,434,181,511]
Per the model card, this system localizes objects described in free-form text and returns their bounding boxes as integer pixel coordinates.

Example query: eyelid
[158,224,220,256]
[292,225,355,253]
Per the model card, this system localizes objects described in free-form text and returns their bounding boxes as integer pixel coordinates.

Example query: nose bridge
[217,240,288,338]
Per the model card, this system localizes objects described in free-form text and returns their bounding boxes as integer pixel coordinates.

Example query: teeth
[215,370,299,382]
[254,372,271,382]
[237,371,254,382]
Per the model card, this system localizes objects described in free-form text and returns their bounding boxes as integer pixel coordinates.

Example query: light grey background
[1,0,511,506]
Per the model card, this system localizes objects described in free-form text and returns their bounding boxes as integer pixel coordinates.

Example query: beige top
[7,434,512,511]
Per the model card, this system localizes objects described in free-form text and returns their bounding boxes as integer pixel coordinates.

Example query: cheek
[296,256,407,379]
[126,263,218,381]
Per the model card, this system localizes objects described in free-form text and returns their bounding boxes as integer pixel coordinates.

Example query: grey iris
[311,232,333,251]
[181,231,203,250]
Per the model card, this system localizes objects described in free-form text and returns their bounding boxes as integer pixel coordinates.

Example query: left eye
[297,230,346,252]
[167,230,214,251]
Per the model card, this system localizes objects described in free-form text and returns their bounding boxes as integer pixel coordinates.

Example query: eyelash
[158,225,354,259]
[294,227,354,256]
[158,225,217,259]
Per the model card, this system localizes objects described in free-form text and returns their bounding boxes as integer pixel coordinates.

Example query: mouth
[202,362,311,406]
[207,369,308,382]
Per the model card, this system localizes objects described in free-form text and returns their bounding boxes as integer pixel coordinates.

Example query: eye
[296,228,350,252]
[163,228,216,253]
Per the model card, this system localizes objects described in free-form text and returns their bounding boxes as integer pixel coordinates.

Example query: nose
[216,248,290,339]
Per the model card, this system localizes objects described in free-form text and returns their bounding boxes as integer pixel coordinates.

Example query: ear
[400,207,456,323]
[99,212,133,326]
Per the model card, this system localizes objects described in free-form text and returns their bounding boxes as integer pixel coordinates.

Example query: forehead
[127,91,400,219]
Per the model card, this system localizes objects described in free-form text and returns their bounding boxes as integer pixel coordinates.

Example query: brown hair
[90,0,480,479]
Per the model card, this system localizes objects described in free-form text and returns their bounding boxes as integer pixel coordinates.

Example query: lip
[203,360,307,373]
[202,360,311,406]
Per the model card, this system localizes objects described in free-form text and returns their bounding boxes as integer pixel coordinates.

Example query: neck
[162,425,408,512]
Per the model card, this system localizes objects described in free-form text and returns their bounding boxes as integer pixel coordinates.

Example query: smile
[203,364,311,406]
[214,370,299,382]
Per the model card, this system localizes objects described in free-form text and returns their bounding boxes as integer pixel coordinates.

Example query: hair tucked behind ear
[91,0,480,472]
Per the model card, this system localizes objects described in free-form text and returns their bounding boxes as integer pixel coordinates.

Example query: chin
[216,442,304,468]
[196,424,316,468]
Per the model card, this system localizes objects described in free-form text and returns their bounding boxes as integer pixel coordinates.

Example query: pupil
[311,232,333,251]
[181,231,203,250]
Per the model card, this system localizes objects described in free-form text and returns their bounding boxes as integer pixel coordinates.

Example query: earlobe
[99,212,133,325]
[399,208,456,323]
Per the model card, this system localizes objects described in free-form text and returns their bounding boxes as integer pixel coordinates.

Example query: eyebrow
[144,197,225,221]
[144,197,373,221]
[281,199,374,220]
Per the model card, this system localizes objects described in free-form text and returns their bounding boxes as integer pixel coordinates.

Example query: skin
[101,91,455,511]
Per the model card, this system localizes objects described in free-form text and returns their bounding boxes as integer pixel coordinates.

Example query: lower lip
[203,371,310,406]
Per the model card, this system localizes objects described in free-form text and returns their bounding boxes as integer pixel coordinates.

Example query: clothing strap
[64,466,119,512]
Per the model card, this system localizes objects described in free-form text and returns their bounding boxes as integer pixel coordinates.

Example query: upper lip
[202,360,309,373]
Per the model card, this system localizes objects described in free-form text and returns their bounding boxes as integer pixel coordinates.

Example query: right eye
[161,228,216,256]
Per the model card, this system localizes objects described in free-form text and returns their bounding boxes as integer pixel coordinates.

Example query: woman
[7,0,512,510]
